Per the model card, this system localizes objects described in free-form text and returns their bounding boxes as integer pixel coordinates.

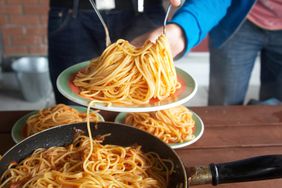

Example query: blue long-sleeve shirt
[170,0,256,54]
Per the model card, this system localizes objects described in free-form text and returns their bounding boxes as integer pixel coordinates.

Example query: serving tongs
[88,0,111,46]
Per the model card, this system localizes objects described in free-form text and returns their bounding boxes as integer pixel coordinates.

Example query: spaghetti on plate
[25,104,101,137]
[73,34,181,105]
[125,105,195,144]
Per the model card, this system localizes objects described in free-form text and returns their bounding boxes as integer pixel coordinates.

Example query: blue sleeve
[169,0,232,53]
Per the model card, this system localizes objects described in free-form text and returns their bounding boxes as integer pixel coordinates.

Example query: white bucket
[12,57,52,102]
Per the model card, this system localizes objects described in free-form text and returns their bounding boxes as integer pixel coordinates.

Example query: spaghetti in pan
[0,101,175,187]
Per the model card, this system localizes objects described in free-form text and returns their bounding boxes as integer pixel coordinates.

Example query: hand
[131,24,185,58]
[170,0,182,7]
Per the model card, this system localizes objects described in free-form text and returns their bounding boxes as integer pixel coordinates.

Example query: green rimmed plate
[57,61,197,112]
[11,105,104,143]
[114,111,204,149]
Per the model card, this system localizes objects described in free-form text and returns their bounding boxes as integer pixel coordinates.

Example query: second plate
[114,111,204,149]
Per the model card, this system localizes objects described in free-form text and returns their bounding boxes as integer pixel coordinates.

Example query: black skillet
[0,122,282,187]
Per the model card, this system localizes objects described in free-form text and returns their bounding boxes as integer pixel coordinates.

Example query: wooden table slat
[190,125,282,148]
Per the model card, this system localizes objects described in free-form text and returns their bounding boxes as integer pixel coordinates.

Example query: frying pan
[0,122,282,187]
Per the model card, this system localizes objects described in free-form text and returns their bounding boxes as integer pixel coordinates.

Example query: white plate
[57,61,197,112]
[11,105,104,143]
[114,111,204,149]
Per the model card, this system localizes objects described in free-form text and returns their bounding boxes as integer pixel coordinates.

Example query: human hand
[131,24,185,58]
[170,0,182,7]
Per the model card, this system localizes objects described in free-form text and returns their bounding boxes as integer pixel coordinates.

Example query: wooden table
[0,105,282,187]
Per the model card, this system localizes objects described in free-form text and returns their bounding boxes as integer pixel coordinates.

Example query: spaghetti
[125,105,195,144]
[0,97,174,188]
[73,34,181,105]
[25,104,102,137]
[0,35,179,187]
[0,133,174,187]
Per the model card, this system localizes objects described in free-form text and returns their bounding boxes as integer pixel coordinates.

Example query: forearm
[170,0,232,53]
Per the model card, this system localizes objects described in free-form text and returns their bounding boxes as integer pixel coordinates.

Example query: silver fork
[163,3,172,35]
[88,0,111,46]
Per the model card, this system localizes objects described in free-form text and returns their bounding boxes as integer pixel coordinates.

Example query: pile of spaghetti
[25,104,102,137]
[125,105,195,144]
[73,34,181,105]
[0,133,174,187]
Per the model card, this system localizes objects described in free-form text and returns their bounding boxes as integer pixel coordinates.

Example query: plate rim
[114,111,204,149]
[11,105,104,143]
[57,61,198,112]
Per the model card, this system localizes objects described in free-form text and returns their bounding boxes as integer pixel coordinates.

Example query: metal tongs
[163,3,172,35]
[88,0,111,46]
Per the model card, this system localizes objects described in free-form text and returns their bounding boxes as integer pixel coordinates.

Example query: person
[48,0,165,104]
[133,0,282,105]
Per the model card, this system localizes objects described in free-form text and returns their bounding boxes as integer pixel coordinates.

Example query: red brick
[38,0,49,6]
[40,15,48,23]
[25,27,47,36]
[12,35,43,46]
[9,15,40,25]
[0,15,8,25]
[5,46,28,56]
[24,0,39,4]
[6,0,39,4]
[2,27,24,37]
[3,36,11,47]
[6,0,25,4]
[28,45,47,55]
[0,5,22,15]
[23,4,49,15]
[42,36,47,44]
[25,0,40,4]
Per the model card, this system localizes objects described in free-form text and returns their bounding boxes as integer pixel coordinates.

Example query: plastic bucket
[12,57,52,102]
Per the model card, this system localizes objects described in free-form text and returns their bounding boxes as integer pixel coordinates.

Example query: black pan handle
[210,155,282,185]
[187,155,282,186]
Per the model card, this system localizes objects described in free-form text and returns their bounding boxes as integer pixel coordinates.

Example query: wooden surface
[0,105,282,187]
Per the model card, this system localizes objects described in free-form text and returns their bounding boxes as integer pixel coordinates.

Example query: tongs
[88,0,111,46]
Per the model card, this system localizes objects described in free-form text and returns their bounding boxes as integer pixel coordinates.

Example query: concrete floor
[0,53,260,111]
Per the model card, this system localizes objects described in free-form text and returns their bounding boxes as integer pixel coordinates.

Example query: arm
[132,0,232,57]
[170,0,232,54]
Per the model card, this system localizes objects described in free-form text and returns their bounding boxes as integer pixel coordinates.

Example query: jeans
[208,20,282,105]
[48,4,165,104]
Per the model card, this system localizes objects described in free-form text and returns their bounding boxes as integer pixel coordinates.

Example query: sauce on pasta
[125,105,195,144]
[73,34,181,105]
[25,104,101,137]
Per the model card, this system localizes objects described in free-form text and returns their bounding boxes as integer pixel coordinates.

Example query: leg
[208,20,264,105]
[260,29,282,101]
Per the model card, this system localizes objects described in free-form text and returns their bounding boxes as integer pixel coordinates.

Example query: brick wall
[0,0,49,58]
